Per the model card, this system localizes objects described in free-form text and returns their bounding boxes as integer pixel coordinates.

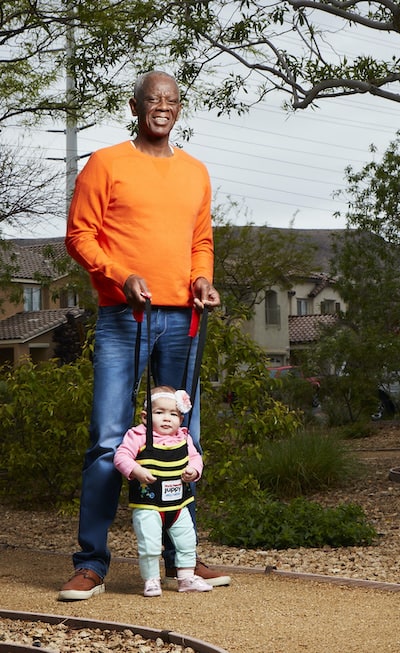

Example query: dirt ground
[1,548,400,653]
[1,422,400,652]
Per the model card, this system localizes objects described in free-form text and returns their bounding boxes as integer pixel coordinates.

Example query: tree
[162,1,400,113]
[332,131,400,340]
[310,132,400,421]
[0,141,63,230]
[0,0,166,125]
[213,212,317,320]
[1,1,400,130]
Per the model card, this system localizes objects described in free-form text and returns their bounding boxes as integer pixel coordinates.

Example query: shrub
[0,357,92,509]
[204,493,377,549]
[250,429,363,498]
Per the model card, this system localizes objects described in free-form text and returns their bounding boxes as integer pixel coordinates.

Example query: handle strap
[132,298,153,448]
[132,302,209,436]
[180,307,209,427]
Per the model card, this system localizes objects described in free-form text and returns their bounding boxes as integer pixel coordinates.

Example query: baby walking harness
[128,298,208,511]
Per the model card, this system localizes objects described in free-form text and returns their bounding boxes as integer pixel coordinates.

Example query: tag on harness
[161,479,183,502]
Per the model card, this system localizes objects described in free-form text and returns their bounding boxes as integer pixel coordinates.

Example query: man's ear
[129,97,137,117]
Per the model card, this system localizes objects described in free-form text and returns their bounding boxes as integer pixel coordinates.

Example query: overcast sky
[4,18,400,240]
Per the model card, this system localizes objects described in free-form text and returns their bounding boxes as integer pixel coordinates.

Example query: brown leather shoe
[165,560,231,587]
[194,560,231,587]
[58,568,105,601]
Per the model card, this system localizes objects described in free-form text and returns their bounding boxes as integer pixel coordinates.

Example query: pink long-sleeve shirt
[114,423,203,480]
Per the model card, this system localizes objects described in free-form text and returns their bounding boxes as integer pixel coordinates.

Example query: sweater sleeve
[190,168,214,286]
[65,152,134,292]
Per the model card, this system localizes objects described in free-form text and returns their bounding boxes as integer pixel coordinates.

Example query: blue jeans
[73,304,200,578]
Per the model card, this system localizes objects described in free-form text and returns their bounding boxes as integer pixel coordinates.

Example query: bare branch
[288,0,400,32]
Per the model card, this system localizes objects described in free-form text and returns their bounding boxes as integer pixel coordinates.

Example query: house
[0,238,85,365]
[244,228,345,366]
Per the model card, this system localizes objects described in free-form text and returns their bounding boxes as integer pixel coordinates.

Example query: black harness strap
[131,301,209,440]
[185,306,209,428]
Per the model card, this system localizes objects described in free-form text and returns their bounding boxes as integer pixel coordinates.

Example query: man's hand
[192,277,220,312]
[123,274,152,312]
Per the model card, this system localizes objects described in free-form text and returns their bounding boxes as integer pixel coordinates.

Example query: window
[297,298,310,316]
[265,290,280,325]
[23,287,41,311]
[321,299,340,315]
[60,289,79,308]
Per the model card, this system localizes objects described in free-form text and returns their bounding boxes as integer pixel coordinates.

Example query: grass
[250,428,363,499]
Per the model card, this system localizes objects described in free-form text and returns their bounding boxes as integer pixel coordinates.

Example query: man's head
[129,71,181,141]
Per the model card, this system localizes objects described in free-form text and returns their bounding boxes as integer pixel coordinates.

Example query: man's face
[130,74,181,140]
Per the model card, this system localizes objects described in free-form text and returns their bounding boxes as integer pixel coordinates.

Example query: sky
[4,16,400,240]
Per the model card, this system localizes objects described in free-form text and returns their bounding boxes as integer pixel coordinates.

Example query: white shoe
[178,575,213,592]
[144,578,162,597]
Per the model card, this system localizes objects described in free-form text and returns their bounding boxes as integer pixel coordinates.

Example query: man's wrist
[192,276,209,290]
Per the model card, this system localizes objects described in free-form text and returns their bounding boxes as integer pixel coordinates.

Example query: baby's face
[151,397,183,435]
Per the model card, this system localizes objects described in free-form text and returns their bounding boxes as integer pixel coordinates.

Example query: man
[59,70,230,601]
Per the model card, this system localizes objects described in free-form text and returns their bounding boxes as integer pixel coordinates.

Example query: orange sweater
[66,141,214,307]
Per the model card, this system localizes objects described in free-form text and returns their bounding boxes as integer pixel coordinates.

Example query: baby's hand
[131,467,156,484]
[182,466,197,482]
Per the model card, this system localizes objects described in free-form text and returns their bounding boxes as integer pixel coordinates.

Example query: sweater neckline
[130,140,175,158]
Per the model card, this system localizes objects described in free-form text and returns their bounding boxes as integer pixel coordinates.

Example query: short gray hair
[133,71,179,100]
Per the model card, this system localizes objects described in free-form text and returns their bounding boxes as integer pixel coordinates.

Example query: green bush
[198,412,374,550]
[0,357,92,509]
[250,429,363,498]
[204,493,377,549]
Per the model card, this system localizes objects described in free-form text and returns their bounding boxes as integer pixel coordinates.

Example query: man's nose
[157,97,168,109]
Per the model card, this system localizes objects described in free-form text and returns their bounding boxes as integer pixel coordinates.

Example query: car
[372,373,400,420]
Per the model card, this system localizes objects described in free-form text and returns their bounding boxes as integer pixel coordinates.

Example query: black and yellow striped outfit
[129,439,194,520]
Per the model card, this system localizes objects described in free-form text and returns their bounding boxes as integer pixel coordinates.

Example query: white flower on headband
[174,390,192,414]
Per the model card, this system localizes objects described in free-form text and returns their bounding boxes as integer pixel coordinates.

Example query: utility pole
[47,5,92,216]
[65,15,78,215]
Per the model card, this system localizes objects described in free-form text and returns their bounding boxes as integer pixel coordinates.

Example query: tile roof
[289,314,337,344]
[227,226,345,273]
[0,308,85,343]
[0,238,67,281]
[308,274,330,297]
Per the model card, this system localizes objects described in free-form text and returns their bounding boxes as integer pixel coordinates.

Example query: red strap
[188,307,200,337]
[133,309,144,323]
[133,292,151,323]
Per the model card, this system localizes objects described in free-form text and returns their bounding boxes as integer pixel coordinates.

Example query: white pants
[132,506,196,581]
